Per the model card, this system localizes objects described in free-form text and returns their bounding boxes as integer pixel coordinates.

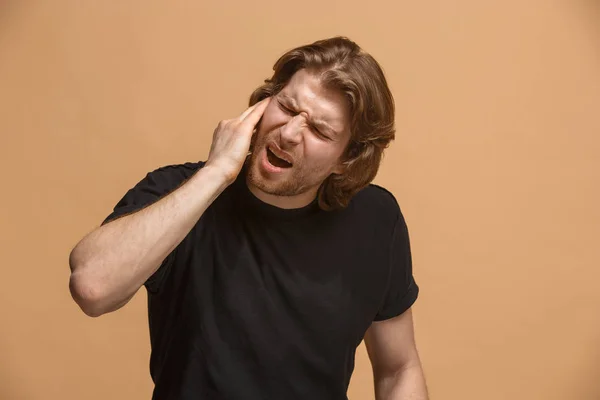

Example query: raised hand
[205,98,271,183]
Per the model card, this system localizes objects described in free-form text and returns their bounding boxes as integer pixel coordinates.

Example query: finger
[239,97,270,120]
[241,97,271,128]
[239,101,261,121]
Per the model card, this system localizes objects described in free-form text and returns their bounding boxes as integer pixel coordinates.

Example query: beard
[245,128,330,198]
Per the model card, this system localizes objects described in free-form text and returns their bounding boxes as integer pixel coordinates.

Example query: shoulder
[342,183,407,239]
[350,183,402,221]
[137,160,205,189]
[102,161,206,225]
[146,160,205,180]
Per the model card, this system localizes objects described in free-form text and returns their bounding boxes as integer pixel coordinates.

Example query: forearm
[374,364,429,400]
[69,164,231,316]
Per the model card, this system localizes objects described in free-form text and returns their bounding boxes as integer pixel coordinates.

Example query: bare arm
[364,308,429,400]
[69,165,230,317]
[68,98,271,317]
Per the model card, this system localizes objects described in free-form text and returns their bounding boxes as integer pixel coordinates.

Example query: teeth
[267,147,292,168]
[269,147,291,165]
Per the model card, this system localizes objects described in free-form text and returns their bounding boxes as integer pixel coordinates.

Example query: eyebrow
[278,94,338,136]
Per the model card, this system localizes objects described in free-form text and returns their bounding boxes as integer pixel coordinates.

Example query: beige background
[1,1,599,399]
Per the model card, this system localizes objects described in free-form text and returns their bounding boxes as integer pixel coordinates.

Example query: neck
[245,179,318,210]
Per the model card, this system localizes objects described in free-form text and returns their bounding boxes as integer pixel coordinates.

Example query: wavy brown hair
[249,36,396,210]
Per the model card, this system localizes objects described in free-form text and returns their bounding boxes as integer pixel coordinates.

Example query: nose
[279,114,306,146]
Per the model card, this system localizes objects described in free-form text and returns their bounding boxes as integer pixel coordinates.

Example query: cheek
[259,104,288,131]
[302,138,345,166]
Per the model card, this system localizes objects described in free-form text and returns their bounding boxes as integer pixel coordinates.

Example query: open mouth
[266,147,293,169]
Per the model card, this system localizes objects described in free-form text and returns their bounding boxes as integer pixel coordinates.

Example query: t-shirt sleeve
[374,210,420,321]
[101,162,203,293]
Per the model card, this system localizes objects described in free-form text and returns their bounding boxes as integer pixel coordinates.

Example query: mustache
[248,126,298,165]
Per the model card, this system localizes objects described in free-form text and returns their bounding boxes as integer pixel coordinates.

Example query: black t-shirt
[103,161,419,400]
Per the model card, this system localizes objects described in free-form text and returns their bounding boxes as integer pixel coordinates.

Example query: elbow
[68,246,137,317]
[69,271,110,317]
[69,250,112,318]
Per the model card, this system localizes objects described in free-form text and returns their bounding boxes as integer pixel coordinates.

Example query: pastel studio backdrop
[1,1,599,399]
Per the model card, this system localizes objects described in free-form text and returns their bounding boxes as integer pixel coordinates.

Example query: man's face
[246,69,352,207]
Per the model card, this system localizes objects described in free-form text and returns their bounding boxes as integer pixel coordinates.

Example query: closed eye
[278,99,331,140]
[311,125,331,140]
[310,124,323,136]
[278,101,295,115]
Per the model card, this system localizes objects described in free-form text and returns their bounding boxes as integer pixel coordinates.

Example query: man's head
[246,36,396,210]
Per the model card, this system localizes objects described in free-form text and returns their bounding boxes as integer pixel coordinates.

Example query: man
[69,36,428,400]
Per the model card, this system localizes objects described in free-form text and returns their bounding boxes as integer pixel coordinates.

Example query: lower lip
[261,149,290,174]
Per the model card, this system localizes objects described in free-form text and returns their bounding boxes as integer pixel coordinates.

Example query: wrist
[198,162,238,188]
